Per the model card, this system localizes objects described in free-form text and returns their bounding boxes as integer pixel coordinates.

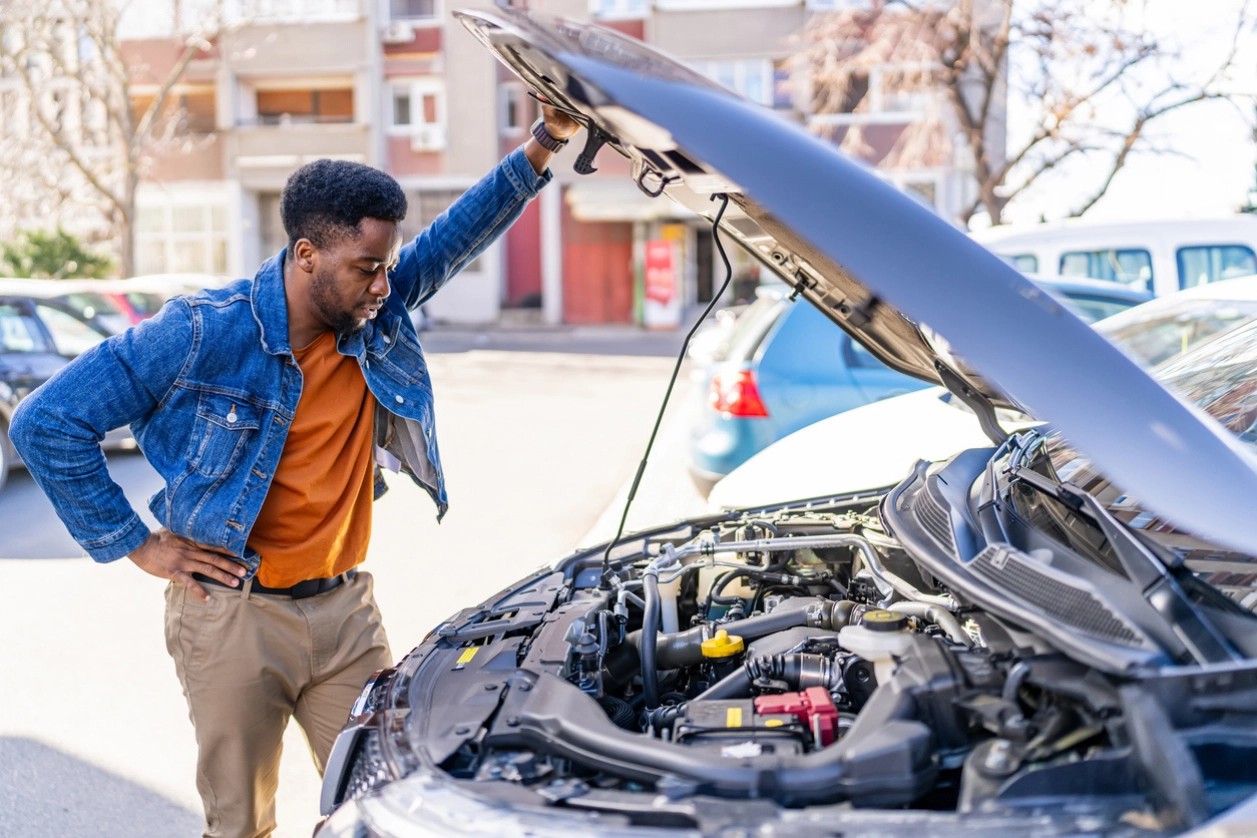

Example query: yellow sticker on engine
[456,647,479,665]
[726,707,743,727]
[764,719,784,728]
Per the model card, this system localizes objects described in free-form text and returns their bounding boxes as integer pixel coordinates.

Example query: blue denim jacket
[10,148,550,574]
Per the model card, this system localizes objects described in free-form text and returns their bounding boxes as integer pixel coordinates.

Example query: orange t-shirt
[248,332,376,587]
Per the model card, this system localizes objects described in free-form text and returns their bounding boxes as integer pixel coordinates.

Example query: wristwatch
[531,117,568,153]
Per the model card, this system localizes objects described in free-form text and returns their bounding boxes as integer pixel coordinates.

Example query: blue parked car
[687,274,1151,494]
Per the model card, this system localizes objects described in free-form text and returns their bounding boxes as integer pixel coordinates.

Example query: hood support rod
[935,362,1008,446]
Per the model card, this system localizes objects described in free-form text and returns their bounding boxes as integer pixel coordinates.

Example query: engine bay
[332,470,1257,834]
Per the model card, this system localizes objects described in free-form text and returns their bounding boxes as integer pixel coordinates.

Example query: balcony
[226,123,372,185]
[220,16,368,75]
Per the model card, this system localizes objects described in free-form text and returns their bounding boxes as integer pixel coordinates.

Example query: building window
[390,0,439,20]
[771,59,793,110]
[805,0,865,10]
[178,90,216,133]
[499,83,531,135]
[402,188,482,272]
[655,0,794,9]
[389,78,446,151]
[590,0,649,19]
[136,200,228,275]
[1176,245,1257,290]
[692,59,773,107]
[246,0,359,18]
[255,87,353,126]
[133,87,217,136]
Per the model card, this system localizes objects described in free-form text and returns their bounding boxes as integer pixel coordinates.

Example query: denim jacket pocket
[190,393,261,478]
[376,331,429,388]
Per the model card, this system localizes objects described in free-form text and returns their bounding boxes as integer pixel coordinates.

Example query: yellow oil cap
[861,609,910,633]
[701,630,745,659]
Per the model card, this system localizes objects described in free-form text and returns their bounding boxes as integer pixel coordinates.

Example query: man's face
[309,218,403,335]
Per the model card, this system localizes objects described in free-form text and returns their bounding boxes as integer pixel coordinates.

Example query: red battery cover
[752,687,840,746]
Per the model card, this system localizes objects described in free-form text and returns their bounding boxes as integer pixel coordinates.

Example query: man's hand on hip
[129,531,248,601]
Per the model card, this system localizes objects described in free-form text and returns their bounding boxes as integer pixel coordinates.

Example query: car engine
[330,480,1257,834]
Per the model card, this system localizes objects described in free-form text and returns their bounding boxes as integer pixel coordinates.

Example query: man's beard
[310,268,366,335]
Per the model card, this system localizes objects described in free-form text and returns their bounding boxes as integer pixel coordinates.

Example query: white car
[710,274,1257,510]
[317,10,1257,835]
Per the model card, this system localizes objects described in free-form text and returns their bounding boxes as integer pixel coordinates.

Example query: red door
[561,215,633,324]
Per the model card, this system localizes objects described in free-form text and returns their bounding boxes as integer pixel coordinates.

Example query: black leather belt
[194,568,356,599]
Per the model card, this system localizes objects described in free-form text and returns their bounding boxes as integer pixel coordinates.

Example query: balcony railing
[227,122,371,178]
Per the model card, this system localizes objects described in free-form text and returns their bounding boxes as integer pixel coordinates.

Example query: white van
[971,216,1257,296]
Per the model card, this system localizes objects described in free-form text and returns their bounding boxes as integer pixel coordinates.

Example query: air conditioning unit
[410,125,446,152]
[381,21,414,44]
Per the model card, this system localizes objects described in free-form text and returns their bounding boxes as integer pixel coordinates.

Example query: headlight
[319,771,701,838]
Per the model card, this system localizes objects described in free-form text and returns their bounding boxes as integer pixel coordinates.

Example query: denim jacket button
[394,395,404,404]
[382,335,392,344]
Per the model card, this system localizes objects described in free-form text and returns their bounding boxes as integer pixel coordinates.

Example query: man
[10,107,579,837]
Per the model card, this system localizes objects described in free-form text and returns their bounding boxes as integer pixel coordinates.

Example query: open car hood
[457,6,1257,555]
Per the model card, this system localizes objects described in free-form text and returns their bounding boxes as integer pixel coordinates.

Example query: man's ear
[292,238,317,274]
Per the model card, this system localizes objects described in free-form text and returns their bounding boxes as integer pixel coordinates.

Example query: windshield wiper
[1005,436,1241,665]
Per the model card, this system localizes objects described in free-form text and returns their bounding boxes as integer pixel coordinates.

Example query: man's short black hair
[280,159,408,250]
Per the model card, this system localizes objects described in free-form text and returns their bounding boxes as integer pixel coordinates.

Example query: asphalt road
[0,329,708,837]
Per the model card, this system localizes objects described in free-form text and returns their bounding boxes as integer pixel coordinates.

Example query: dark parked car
[316,9,1257,837]
[0,294,125,492]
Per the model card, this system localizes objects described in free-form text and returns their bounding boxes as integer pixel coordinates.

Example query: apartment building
[482,0,994,326]
[18,0,991,325]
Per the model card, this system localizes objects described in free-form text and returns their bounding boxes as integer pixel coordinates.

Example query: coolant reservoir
[838,610,912,685]
[658,574,682,633]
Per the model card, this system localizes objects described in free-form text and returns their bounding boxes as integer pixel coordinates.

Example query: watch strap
[531,118,568,153]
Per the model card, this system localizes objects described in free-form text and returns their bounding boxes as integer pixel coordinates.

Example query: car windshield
[1061,292,1145,324]
[34,304,109,357]
[1096,294,1257,367]
[61,292,125,321]
[1044,320,1257,601]
[709,287,787,363]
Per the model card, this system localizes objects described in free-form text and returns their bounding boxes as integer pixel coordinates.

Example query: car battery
[753,687,840,746]
[674,699,808,755]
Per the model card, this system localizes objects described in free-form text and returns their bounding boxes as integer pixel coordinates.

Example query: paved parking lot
[0,332,706,837]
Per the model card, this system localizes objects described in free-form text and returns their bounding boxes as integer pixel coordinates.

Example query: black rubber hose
[705,563,789,610]
[695,651,838,701]
[598,695,638,730]
[506,672,933,804]
[641,571,661,709]
[709,569,756,605]
[694,667,753,701]
[642,605,813,670]
[634,598,853,671]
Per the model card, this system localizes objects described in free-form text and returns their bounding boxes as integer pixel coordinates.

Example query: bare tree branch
[792,0,1255,227]
[0,0,225,274]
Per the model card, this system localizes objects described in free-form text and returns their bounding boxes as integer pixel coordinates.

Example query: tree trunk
[119,175,136,277]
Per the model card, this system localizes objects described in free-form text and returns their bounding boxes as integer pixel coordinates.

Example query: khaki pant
[164,570,392,838]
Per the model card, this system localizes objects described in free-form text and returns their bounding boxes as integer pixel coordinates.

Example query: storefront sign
[644,240,675,305]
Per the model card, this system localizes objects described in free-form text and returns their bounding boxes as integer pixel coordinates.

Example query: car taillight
[708,369,769,418]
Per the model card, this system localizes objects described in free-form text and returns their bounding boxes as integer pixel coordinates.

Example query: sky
[999,0,1257,225]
